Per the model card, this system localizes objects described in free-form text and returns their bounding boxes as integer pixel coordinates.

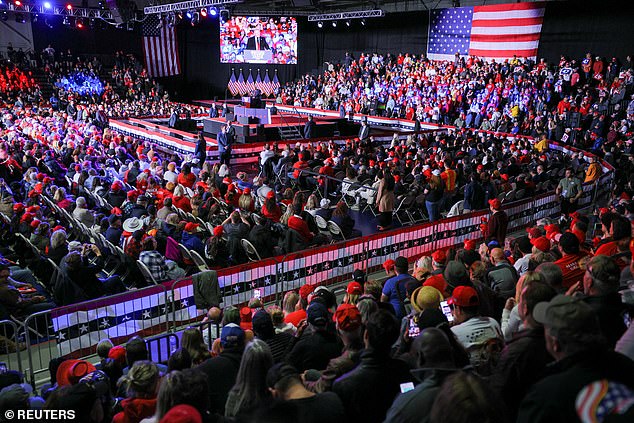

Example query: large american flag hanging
[143,14,181,78]
[427,2,545,61]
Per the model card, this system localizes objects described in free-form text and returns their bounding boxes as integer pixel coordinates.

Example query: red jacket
[112,397,157,423]
[288,214,313,241]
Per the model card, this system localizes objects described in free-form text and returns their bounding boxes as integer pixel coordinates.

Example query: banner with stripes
[142,14,181,77]
[227,70,238,97]
[427,2,545,61]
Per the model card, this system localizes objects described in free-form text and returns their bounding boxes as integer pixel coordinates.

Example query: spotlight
[75,17,84,29]
[1,11,7,21]
[31,13,38,22]
[317,21,322,28]
[14,0,22,7]
[62,15,70,26]
[346,20,350,27]
[209,7,217,16]
[361,19,366,26]
[219,8,229,22]
[190,11,199,26]
[200,7,207,17]
[66,4,72,11]
[332,21,336,27]
[15,13,26,23]
[44,1,51,9]
[185,10,192,19]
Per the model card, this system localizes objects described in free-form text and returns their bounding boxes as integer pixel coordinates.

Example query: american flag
[272,71,280,93]
[255,70,264,94]
[143,14,181,78]
[427,2,545,61]
[263,70,272,97]
[227,70,238,96]
[236,70,246,96]
[246,70,255,94]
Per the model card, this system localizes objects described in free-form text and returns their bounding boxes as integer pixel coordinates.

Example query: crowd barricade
[17,128,614,386]
[145,332,180,365]
[0,319,23,374]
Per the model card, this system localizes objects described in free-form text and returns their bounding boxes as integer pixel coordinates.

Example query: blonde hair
[282,291,299,315]
[121,360,159,398]
[515,271,544,302]
[53,187,67,202]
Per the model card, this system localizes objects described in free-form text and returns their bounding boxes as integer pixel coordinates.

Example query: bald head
[207,307,222,322]
[413,327,455,368]
[490,248,505,263]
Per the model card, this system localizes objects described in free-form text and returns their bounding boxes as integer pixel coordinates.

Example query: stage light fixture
[75,17,84,29]
[190,11,199,26]
[62,15,70,25]
[1,11,7,21]
[219,8,229,22]
[15,13,26,23]
[346,20,350,26]
[66,4,72,11]
[200,7,207,17]
[44,1,51,9]
[210,7,217,16]
[14,0,22,7]
[32,13,38,22]
[185,9,192,19]
[317,21,322,28]
[332,21,336,27]
[361,19,366,25]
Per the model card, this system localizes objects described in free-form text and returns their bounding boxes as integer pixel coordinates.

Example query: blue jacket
[181,231,205,256]
[217,132,229,153]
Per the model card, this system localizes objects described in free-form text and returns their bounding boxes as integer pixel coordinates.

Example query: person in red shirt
[593,215,631,270]
[554,232,589,289]
[177,163,196,189]
[261,191,282,222]
[287,212,314,243]
[285,284,314,327]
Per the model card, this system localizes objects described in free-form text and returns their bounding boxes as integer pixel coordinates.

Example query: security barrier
[16,135,613,388]
[0,319,23,374]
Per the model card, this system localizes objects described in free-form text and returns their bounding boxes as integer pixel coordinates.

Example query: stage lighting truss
[143,0,240,16]
[3,2,118,23]
[307,9,384,22]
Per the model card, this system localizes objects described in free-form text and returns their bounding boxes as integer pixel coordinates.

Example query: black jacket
[517,348,634,423]
[197,349,243,415]
[583,293,627,348]
[384,367,457,423]
[332,349,412,423]
[489,327,553,420]
[287,327,342,372]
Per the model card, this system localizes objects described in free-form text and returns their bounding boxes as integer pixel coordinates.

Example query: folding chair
[189,250,210,271]
[137,260,159,285]
[327,221,346,242]
[241,239,262,262]
[314,214,329,233]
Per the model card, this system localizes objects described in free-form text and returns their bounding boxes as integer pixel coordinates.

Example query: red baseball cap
[107,346,126,366]
[333,304,362,331]
[266,191,276,199]
[530,236,551,252]
[382,259,395,272]
[184,222,200,233]
[526,227,542,239]
[213,226,224,237]
[488,198,501,210]
[431,250,447,265]
[346,281,363,296]
[463,239,476,251]
[299,284,315,300]
[56,359,97,387]
[423,274,448,295]
[448,286,479,307]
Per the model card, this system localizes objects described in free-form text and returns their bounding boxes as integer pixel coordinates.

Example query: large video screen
[220,16,298,64]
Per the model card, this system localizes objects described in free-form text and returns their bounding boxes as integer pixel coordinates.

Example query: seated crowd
[0,49,633,421]
[2,215,634,422]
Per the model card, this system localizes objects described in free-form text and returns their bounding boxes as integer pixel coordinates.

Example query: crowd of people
[278,51,634,147]
[1,44,634,421]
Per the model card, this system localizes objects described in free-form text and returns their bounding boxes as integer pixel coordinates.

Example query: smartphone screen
[440,300,454,322]
[400,382,415,393]
[408,317,420,338]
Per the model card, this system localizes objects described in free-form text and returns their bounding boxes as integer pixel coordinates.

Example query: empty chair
[137,260,159,285]
[327,220,346,241]
[241,239,262,262]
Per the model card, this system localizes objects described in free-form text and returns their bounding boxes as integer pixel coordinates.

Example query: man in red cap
[285,284,314,327]
[449,286,502,369]
[181,222,204,256]
[304,303,364,393]
[487,198,508,244]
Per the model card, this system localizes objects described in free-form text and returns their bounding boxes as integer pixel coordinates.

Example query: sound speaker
[106,0,136,24]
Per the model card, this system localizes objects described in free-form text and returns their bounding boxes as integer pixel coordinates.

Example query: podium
[243,50,273,63]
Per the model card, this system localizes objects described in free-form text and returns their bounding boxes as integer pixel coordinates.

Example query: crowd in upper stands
[1,45,634,422]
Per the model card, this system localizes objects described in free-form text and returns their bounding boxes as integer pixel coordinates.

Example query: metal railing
[0,320,23,374]
[13,138,614,388]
